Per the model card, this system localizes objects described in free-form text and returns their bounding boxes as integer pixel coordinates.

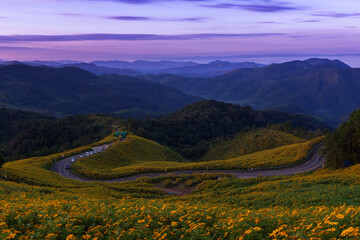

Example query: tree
[0,153,6,168]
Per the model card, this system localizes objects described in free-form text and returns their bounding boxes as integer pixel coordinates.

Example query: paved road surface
[51,143,325,182]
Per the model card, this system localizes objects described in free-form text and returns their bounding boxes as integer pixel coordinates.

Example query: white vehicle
[85,152,90,157]
[94,150,97,154]
[71,158,75,162]
[80,154,84,158]
[89,151,94,155]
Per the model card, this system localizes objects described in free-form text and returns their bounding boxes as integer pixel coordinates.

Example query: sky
[0,0,359,61]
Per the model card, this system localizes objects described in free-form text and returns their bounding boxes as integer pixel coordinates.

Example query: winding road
[51,143,326,182]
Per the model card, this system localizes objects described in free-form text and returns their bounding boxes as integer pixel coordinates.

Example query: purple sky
[0,0,359,61]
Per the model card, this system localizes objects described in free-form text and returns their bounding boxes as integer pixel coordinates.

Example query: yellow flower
[340,227,360,237]
[7,233,16,239]
[244,229,252,235]
[137,219,145,224]
[171,222,178,227]
[82,235,92,240]
[66,234,77,240]
[45,233,57,239]
[326,228,336,232]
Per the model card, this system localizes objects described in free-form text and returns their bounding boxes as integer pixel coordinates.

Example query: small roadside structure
[114,131,128,139]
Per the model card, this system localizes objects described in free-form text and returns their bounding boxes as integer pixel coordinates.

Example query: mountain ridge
[0,64,202,117]
[143,58,360,124]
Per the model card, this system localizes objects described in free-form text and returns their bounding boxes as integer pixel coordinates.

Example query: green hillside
[72,134,187,179]
[201,128,305,161]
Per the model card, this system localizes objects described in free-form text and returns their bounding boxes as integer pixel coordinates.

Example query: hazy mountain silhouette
[161,60,264,77]
[143,58,359,124]
[0,64,202,117]
[91,60,197,72]
[63,63,140,76]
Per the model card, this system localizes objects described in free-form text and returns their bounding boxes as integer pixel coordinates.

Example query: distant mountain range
[92,60,197,72]
[1,59,264,78]
[143,58,360,124]
[63,63,141,76]
[25,60,83,67]
[0,64,202,117]
[1,58,359,125]
[160,61,264,77]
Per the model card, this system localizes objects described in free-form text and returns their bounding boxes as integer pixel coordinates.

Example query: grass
[71,134,323,180]
[200,128,305,161]
[184,136,323,170]
[72,133,187,179]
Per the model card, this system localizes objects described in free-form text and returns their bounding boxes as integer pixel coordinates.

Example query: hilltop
[126,100,326,159]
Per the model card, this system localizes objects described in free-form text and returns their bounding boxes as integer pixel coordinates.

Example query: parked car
[80,154,84,158]
[94,150,97,154]
[90,151,93,155]
[85,152,90,157]
[71,158,75,162]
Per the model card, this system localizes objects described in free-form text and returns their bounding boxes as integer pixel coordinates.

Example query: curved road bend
[52,144,326,183]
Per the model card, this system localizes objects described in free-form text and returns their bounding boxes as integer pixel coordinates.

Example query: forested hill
[0,108,115,161]
[0,64,202,117]
[324,107,360,169]
[0,108,53,148]
[125,100,327,159]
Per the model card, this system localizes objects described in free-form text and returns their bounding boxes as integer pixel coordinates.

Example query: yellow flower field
[2,132,360,239]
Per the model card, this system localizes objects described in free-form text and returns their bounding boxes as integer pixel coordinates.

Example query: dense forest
[0,100,328,162]
[324,108,360,169]
[125,100,327,160]
[0,109,115,161]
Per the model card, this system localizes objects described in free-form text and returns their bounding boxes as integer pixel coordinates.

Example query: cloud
[0,33,285,42]
[85,0,211,4]
[179,17,208,22]
[0,46,38,50]
[201,3,302,12]
[57,13,90,17]
[106,16,208,22]
[260,21,282,24]
[312,12,360,18]
[300,19,320,23]
[57,12,208,22]
[107,16,150,21]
